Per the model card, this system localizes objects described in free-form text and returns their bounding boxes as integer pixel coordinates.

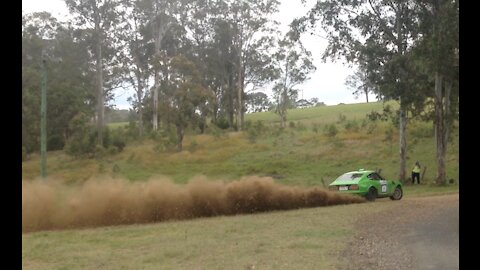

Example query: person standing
[412,161,421,184]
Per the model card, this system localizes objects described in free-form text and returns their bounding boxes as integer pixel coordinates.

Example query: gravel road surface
[339,193,459,270]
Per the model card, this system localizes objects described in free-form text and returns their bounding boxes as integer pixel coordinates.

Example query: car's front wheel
[366,187,377,201]
[390,186,403,200]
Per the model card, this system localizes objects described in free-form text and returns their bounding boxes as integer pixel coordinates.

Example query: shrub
[109,128,126,152]
[112,139,126,152]
[337,113,347,123]
[324,124,338,137]
[65,113,96,158]
[48,134,65,151]
[295,121,306,131]
[188,140,199,152]
[214,118,231,130]
[344,120,359,132]
[152,128,177,152]
[208,125,226,138]
[94,144,106,159]
[366,123,377,134]
[107,145,119,155]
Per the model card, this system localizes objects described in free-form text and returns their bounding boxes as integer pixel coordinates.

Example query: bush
[214,118,231,130]
[324,124,338,137]
[188,140,198,152]
[337,113,347,123]
[65,131,96,158]
[366,123,377,134]
[48,134,65,151]
[109,128,126,152]
[247,128,258,143]
[245,120,268,143]
[295,121,306,131]
[152,128,177,153]
[107,145,119,155]
[208,125,226,138]
[65,113,96,158]
[94,144,106,158]
[344,120,359,132]
[112,138,126,152]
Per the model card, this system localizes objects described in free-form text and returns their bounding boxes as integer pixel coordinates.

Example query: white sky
[22,0,377,110]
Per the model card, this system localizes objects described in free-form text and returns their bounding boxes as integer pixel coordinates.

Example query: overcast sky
[22,0,377,110]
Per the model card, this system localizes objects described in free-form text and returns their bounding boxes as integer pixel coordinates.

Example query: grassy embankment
[22,101,459,187]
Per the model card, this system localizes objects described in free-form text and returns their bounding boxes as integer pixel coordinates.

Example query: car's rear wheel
[390,186,403,200]
[366,187,377,201]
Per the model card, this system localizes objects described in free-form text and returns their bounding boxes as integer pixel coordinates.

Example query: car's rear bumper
[330,189,368,196]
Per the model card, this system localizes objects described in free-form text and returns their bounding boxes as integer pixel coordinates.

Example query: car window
[336,173,363,181]
[367,173,381,180]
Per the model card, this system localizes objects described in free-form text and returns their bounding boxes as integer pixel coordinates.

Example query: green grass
[403,183,458,197]
[23,199,399,270]
[247,101,397,123]
[107,121,129,130]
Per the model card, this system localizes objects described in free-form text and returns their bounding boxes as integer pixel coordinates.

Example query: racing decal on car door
[379,180,387,193]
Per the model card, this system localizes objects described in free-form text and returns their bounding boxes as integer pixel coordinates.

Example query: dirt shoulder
[338,193,459,270]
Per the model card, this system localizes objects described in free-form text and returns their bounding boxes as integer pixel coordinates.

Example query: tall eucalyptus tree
[292,0,427,182]
[273,33,315,127]
[64,0,126,145]
[229,0,280,130]
[413,0,459,185]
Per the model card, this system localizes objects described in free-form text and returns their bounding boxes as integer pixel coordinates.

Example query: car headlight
[349,184,359,190]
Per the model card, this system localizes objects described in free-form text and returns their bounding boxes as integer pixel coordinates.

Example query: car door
[377,173,395,195]
[368,173,388,196]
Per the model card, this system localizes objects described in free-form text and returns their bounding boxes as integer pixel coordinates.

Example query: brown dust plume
[22,176,365,233]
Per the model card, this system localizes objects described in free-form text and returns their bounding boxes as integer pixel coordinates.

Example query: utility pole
[40,57,47,178]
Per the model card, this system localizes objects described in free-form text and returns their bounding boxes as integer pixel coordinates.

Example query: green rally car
[328,169,403,201]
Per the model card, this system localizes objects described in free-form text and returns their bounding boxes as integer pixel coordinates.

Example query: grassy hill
[22,101,459,186]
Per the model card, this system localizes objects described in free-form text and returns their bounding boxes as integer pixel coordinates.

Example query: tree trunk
[153,70,159,131]
[398,102,407,182]
[137,80,144,137]
[237,52,243,131]
[396,7,407,183]
[434,72,449,185]
[176,122,184,152]
[227,78,234,129]
[152,16,168,132]
[240,67,245,130]
[95,15,104,146]
[281,87,288,128]
[365,87,369,103]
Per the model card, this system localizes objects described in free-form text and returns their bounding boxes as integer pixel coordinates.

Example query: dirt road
[340,193,459,270]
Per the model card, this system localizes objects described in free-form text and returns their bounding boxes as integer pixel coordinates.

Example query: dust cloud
[22,176,365,233]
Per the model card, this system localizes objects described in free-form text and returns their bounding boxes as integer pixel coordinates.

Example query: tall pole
[40,58,47,178]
